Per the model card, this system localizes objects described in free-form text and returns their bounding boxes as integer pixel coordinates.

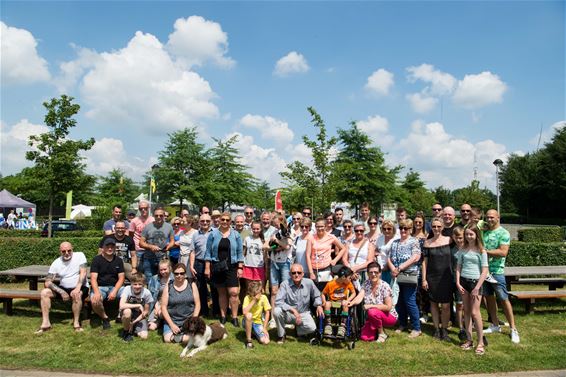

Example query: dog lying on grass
[180,317,228,358]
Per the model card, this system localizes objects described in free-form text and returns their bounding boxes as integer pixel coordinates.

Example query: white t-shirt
[375,236,395,268]
[179,229,197,256]
[244,236,265,268]
[121,286,153,307]
[48,252,88,289]
[348,240,370,266]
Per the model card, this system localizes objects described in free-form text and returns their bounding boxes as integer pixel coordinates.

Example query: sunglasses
[291,271,303,275]
[139,207,149,211]
[200,220,211,223]
[300,225,310,229]
[432,208,442,211]
[293,217,301,220]
[60,249,73,254]
[399,227,411,231]
[174,272,185,276]
[245,212,253,215]
[354,229,365,233]
[303,212,311,216]
[220,218,231,222]
[369,222,378,225]
[173,223,181,226]
[343,225,352,229]
[461,210,471,213]
[383,227,393,231]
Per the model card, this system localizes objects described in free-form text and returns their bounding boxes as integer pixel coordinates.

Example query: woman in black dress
[422,217,453,341]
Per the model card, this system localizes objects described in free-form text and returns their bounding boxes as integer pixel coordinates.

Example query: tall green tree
[153,128,209,209]
[396,169,436,215]
[452,180,496,212]
[248,181,276,212]
[96,168,141,205]
[281,107,337,215]
[433,186,455,209]
[207,135,256,210]
[25,95,95,236]
[331,122,399,215]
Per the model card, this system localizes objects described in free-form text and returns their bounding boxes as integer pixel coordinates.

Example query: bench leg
[2,299,13,316]
[525,299,535,314]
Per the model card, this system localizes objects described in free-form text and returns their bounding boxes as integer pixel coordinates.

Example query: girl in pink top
[307,218,346,290]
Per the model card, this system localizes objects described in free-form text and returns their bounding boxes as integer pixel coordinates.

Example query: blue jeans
[143,257,159,283]
[270,260,291,286]
[193,259,210,317]
[396,283,421,331]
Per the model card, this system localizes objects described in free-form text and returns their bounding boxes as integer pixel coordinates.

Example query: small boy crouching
[119,273,153,342]
[322,266,355,337]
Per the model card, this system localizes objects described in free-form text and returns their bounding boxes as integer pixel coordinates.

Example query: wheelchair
[310,304,360,350]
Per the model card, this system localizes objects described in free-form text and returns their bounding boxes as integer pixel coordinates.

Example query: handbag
[212,259,229,273]
[396,272,418,285]
[392,240,418,285]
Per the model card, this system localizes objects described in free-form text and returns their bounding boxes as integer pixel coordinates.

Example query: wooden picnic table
[0,265,50,290]
[505,265,566,291]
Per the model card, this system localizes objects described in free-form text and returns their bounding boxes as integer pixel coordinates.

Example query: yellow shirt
[243,294,272,324]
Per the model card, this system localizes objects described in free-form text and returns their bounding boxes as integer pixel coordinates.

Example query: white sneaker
[269,318,276,329]
[510,328,520,344]
[484,324,502,334]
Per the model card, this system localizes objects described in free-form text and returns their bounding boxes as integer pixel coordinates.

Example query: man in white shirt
[36,241,88,334]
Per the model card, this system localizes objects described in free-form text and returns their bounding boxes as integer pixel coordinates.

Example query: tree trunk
[48,195,53,238]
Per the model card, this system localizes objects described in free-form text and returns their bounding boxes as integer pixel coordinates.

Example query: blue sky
[1,1,564,193]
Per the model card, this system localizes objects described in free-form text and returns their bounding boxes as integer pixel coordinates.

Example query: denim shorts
[482,273,508,301]
[243,318,267,339]
[270,260,291,287]
[90,286,124,300]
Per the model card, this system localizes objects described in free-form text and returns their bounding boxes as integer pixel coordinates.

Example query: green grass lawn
[1,282,565,376]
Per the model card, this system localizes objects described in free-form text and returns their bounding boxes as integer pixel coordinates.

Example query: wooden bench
[509,290,566,314]
[513,278,566,290]
[0,289,41,315]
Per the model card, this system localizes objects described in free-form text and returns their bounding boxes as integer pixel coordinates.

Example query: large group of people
[36,201,520,355]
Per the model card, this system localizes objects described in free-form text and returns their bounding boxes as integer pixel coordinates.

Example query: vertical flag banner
[65,190,73,219]
[150,177,157,193]
[275,190,283,211]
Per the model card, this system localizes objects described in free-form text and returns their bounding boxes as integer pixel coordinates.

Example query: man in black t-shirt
[90,238,125,329]
[99,221,136,280]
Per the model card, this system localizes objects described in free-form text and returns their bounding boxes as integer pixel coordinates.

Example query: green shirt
[482,226,510,274]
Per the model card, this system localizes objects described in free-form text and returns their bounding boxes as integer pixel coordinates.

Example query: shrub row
[507,241,566,267]
[500,213,566,226]
[517,227,564,242]
[0,237,100,281]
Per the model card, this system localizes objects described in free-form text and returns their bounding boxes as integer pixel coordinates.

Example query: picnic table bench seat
[509,290,566,314]
[0,288,41,315]
[513,277,566,290]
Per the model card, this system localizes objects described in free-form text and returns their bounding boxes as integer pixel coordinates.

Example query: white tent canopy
[69,204,96,219]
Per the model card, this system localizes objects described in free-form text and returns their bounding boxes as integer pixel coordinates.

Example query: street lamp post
[493,159,503,213]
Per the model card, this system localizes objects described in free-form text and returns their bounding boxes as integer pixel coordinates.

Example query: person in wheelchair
[321,266,356,337]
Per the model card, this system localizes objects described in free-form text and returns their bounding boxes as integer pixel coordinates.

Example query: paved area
[1,369,565,377]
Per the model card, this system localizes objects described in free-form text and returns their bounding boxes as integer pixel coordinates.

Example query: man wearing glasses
[36,242,88,334]
[459,203,473,227]
[190,214,213,317]
[139,207,174,282]
[426,204,443,234]
[243,206,254,230]
[129,200,154,272]
[273,264,324,344]
[99,221,137,280]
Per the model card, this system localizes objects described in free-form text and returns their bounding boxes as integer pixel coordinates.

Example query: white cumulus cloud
[273,51,310,77]
[73,31,219,134]
[0,119,48,174]
[406,64,456,96]
[239,114,294,144]
[529,120,566,147]
[0,22,51,85]
[405,92,438,114]
[396,120,507,190]
[452,71,507,108]
[365,68,394,96]
[356,115,395,146]
[166,15,235,69]
[227,132,287,186]
[81,137,151,179]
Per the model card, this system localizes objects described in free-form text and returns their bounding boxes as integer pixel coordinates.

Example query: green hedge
[0,229,40,238]
[517,227,563,242]
[507,241,566,266]
[0,237,100,281]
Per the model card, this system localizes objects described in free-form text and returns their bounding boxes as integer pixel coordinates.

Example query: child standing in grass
[455,225,488,355]
[242,280,271,348]
[242,221,267,292]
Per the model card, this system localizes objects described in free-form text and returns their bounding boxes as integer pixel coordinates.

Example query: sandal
[34,326,52,335]
[376,333,388,343]
[74,326,84,332]
[475,344,485,355]
[460,340,473,350]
